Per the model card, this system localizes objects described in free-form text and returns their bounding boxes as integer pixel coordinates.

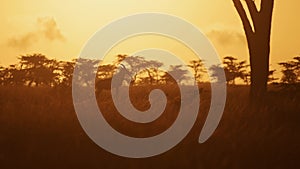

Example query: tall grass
[0,85,299,169]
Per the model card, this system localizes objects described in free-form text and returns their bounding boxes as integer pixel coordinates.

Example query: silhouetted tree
[143,68,155,85]
[0,66,4,85]
[73,58,99,87]
[282,68,297,84]
[120,56,147,82]
[209,64,227,83]
[161,72,178,85]
[278,57,300,84]
[115,54,127,65]
[243,71,251,85]
[167,65,190,85]
[18,54,59,87]
[95,64,130,95]
[0,66,15,85]
[223,56,248,85]
[138,68,165,85]
[58,60,75,87]
[149,60,164,84]
[116,55,164,84]
[188,59,206,84]
[233,0,274,99]
[140,60,163,85]
[267,69,278,84]
[293,56,300,79]
[6,65,27,86]
[97,64,116,80]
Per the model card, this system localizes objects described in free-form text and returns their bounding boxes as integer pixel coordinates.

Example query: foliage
[188,59,206,84]
[0,54,300,88]
[166,65,190,85]
[278,56,300,84]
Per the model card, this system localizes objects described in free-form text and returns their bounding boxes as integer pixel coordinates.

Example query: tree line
[0,53,299,87]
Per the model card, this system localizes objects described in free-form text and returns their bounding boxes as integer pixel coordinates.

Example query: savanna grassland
[0,84,299,169]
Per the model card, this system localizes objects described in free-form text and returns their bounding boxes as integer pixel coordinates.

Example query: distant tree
[58,60,75,87]
[167,65,190,85]
[242,71,251,85]
[95,64,131,95]
[138,68,165,85]
[209,64,226,83]
[142,60,164,85]
[120,56,146,82]
[293,56,300,80]
[115,54,127,65]
[116,55,164,84]
[137,75,153,85]
[97,64,116,80]
[188,59,206,84]
[5,65,27,86]
[18,54,59,87]
[137,68,155,85]
[267,69,278,84]
[0,66,15,86]
[161,72,176,85]
[0,66,4,85]
[73,58,99,87]
[223,56,248,85]
[278,57,300,84]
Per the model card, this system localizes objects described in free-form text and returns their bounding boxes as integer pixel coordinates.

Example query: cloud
[7,17,65,50]
[207,29,246,47]
[7,32,39,50]
[37,17,65,41]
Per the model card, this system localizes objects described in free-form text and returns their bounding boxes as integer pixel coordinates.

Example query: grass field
[0,85,299,169]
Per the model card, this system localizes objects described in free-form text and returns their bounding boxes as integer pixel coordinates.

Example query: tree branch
[245,0,259,24]
[232,0,254,39]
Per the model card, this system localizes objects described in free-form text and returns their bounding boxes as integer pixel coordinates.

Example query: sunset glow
[0,0,299,76]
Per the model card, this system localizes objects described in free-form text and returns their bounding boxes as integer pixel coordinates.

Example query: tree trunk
[249,35,270,99]
[233,0,274,102]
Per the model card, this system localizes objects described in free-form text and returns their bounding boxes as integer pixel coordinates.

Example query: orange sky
[0,0,299,77]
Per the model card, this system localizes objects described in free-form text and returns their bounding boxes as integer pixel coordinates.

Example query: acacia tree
[223,56,248,85]
[115,55,164,84]
[293,56,300,79]
[278,56,300,84]
[188,59,206,84]
[209,64,226,83]
[167,65,190,85]
[18,54,59,86]
[58,60,76,87]
[146,60,164,85]
[97,64,116,80]
[232,0,274,99]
